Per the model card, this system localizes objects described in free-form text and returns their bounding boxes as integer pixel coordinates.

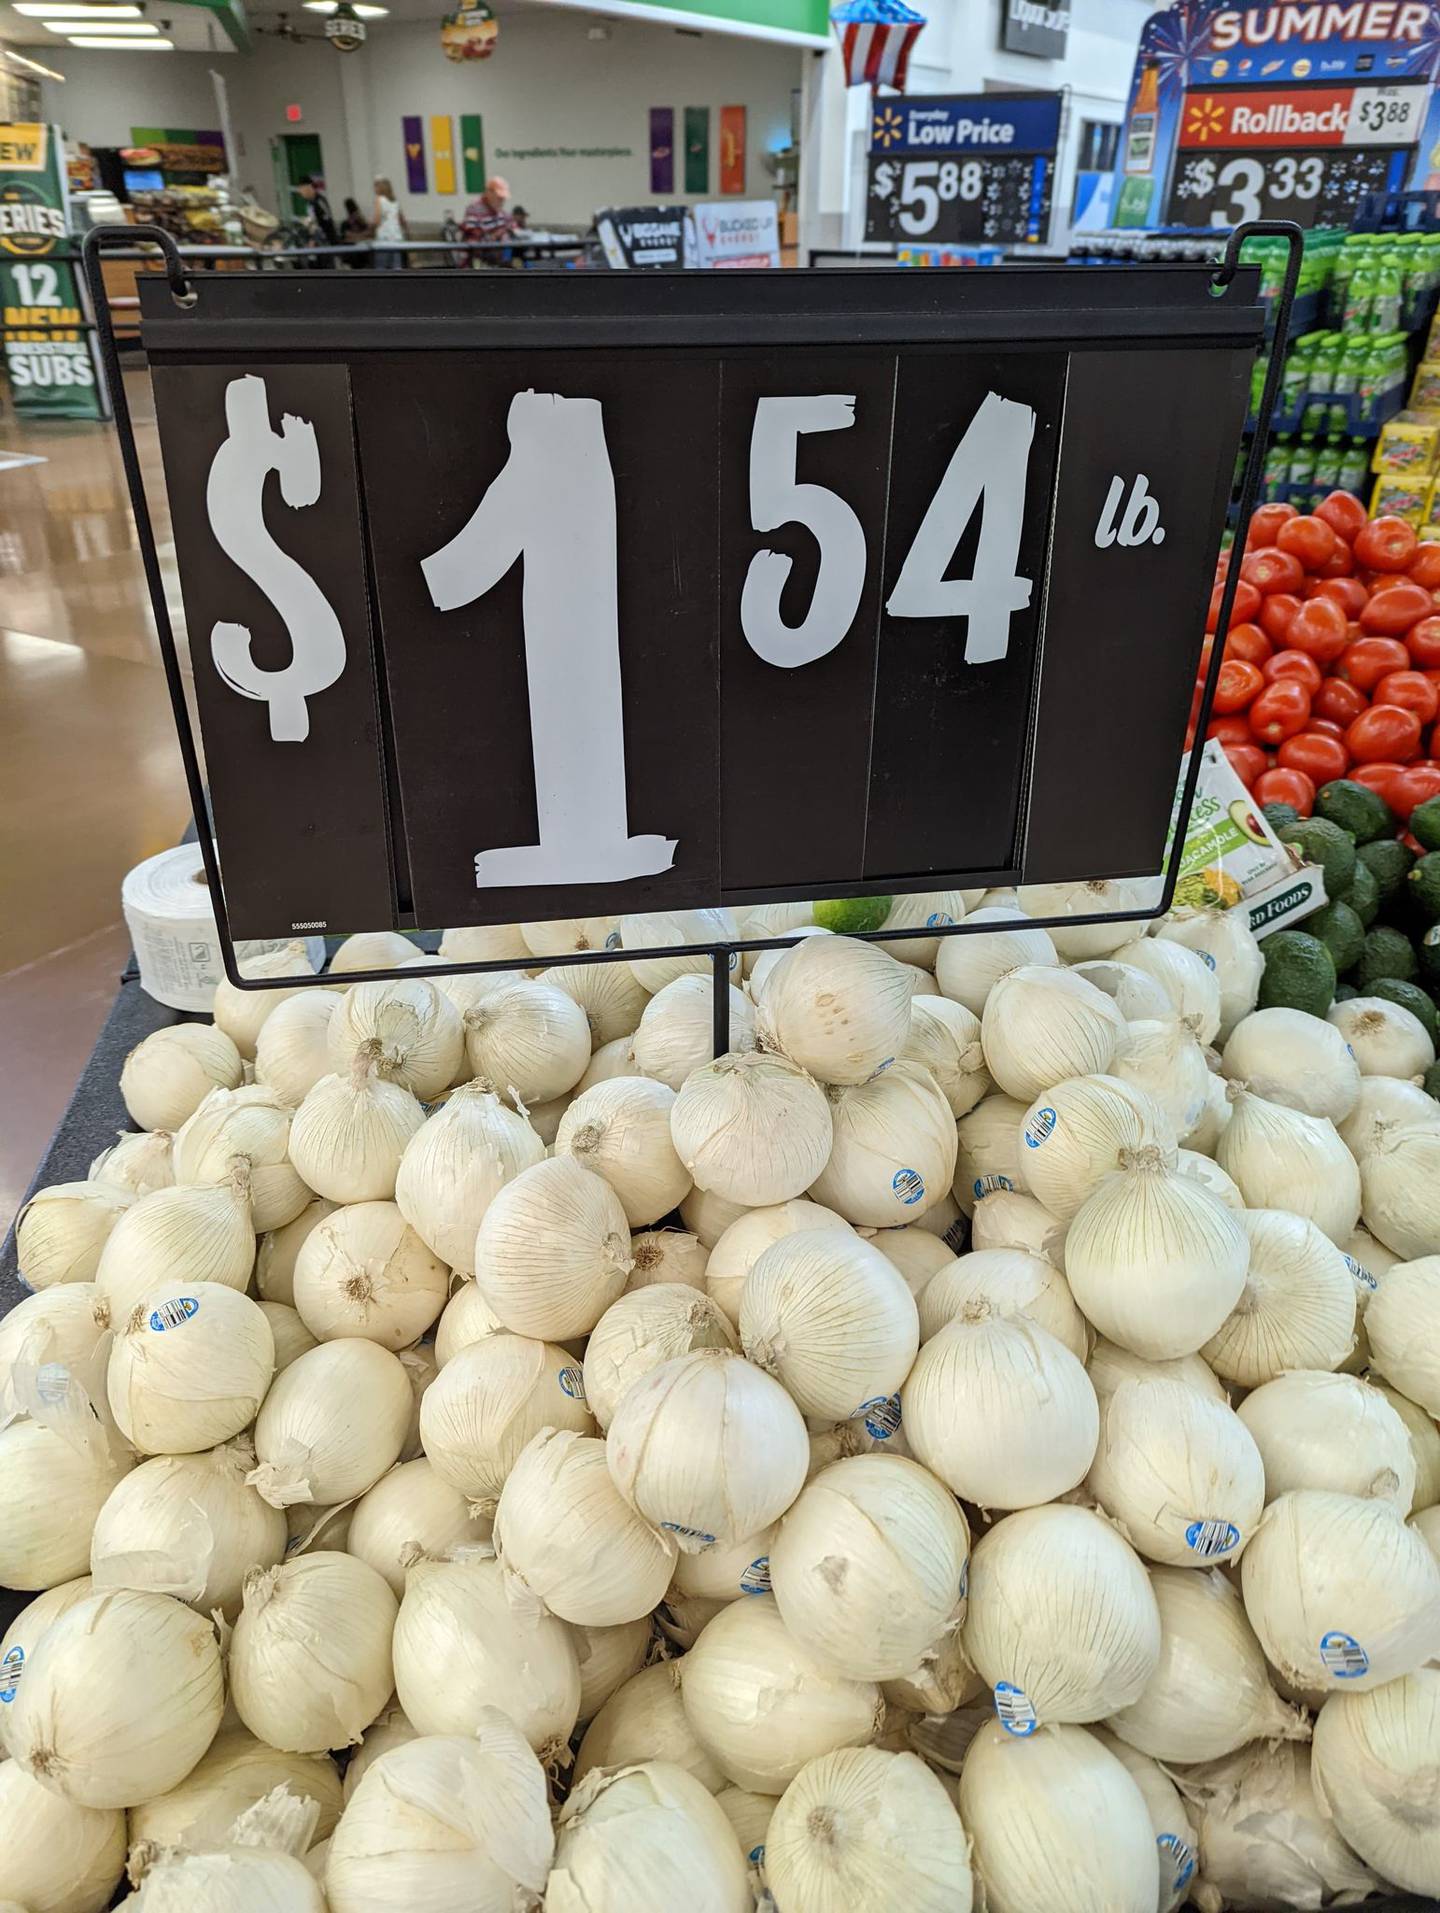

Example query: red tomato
[1207,577,1263,633]
[1316,491,1367,542]
[1308,717,1346,741]
[1389,763,1440,819]
[1276,514,1338,571]
[1355,516,1419,573]
[1207,715,1255,748]
[1360,580,1433,636]
[1224,622,1271,666]
[1313,677,1370,726]
[1255,766,1316,813]
[1241,547,1306,596]
[1285,596,1349,664]
[1350,761,1408,805]
[1214,659,1264,713]
[1223,743,1268,789]
[1346,703,1424,764]
[1246,502,1299,549]
[1249,679,1312,744]
[1316,576,1370,619]
[1277,732,1348,783]
[1406,615,1440,669]
[1410,545,1440,590]
[1263,651,1323,694]
[1375,670,1440,725]
[1339,636,1412,691]
[1259,593,1303,643]
[1315,537,1356,578]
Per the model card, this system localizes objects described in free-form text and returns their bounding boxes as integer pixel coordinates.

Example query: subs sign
[139,267,1259,942]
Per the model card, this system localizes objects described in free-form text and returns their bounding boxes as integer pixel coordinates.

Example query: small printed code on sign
[1320,1631,1370,1679]
[1185,1518,1240,1558]
[149,1295,200,1332]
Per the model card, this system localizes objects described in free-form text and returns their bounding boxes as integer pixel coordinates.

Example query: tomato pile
[1193,490,1440,835]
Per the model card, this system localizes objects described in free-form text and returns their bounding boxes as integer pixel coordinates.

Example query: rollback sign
[138,267,1260,943]
[1112,0,1440,230]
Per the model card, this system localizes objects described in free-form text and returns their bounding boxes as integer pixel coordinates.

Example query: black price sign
[864,94,1060,249]
[1167,147,1399,229]
[140,268,1258,943]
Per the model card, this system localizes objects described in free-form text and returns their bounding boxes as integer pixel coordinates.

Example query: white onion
[981,965,1125,1103]
[606,1350,809,1553]
[1071,958,1175,1024]
[251,1339,413,1509]
[0,1418,129,1592]
[392,1552,579,1757]
[741,1227,919,1423]
[96,1175,254,1323]
[325,1712,554,1912]
[89,1439,286,1617]
[436,922,528,964]
[935,908,1057,1017]
[769,1453,968,1681]
[1184,1071,1233,1157]
[1339,1075,1440,1161]
[1064,1149,1248,1361]
[808,1063,957,1227]
[287,1064,424,1206]
[701,1201,840,1328]
[632,976,755,1092]
[255,989,346,1108]
[212,941,318,1060]
[1221,1006,1361,1120]
[1311,1667,1440,1895]
[473,1155,631,1339]
[89,1126,174,1199]
[1109,1017,1213,1143]
[329,930,422,975]
[1238,1370,1417,1510]
[543,956,648,1050]
[9,1588,222,1807]
[1217,1086,1360,1245]
[1174,1741,1379,1912]
[461,978,590,1104]
[130,1722,343,1854]
[0,1282,109,1421]
[121,1025,243,1132]
[554,1077,690,1227]
[679,1594,883,1794]
[1113,935,1222,1044]
[620,909,740,993]
[1108,1565,1307,1762]
[1089,1726,1199,1913]
[431,1279,503,1365]
[1087,1337,1227,1410]
[764,1746,972,1912]
[583,1284,737,1429]
[1202,1208,1356,1387]
[107,1280,274,1457]
[1174,1147,1243,1210]
[259,1301,319,1373]
[968,1188,1066,1264]
[628,1228,708,1290]
[963,1505,1160,1728]
[917,1247,1087,1362]
[419,1331,595,1504]
[1242,1489,1440,1692]
[1379,1382,1440,1514]
[873,890,968,967]
[229,1551,396,1753]
[902,996,990,1118]
[494,1428,677,1625]
[958,1719,1159,1913]
[574,1659,724,1790]
[326,977,464,1102]
[254,1200,334,1306]
[757,935,914,1087]
[1330,994,1436,1080]
[1156,907,1263,1042]
[14,1181,130,1292]
[1086,1378,1263,1568]
[575,1618,653,1726]
[548,1759,750,1912]
[1363,1255,1440,1420]
[172,1084,310,1233]
[347,1459,492,1596]
[1362,1122,1440,1261]
[867,1224,955,1296]
[1017,1075,1176,1222]
[903,1312,1098,1510]
[1018,878,1153,959]
[394,1081,543,1276]
[669,1051,831,1206]
[0,1756,124,1913]
[681,1186,752,1248]
[291,1201,447,1350]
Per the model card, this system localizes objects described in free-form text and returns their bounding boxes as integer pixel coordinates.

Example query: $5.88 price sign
[143,271,1257,945]
[865,151,1051,247]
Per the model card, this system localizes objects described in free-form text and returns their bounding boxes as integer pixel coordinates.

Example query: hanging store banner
[138,264,1259,943]
[650,107,675,196]
[1112,0,1440,230]
[461,113,486,192]
[719,105,747,193]
[0,121,105,420]
[402,116,427,195]
[685,106,710,194]
[430,115,457,196]
[865,92,1061,246]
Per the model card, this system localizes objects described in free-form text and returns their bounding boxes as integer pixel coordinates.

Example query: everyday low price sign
[866,93,1061,247]
[0,122,104,420]
[138,267,1258,943]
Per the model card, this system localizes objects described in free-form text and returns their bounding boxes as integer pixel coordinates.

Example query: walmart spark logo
[872,106,906,149]
[1185,96,1227,144]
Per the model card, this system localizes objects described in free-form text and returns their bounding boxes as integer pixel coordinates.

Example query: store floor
[0,370,190,1218]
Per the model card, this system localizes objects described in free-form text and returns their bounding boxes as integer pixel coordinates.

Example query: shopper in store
[372,176,408,270]
[341,196,371,242]
[460,174,519,261]
[296,174,340,262]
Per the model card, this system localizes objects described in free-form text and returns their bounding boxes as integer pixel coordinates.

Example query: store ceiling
[0,0,238,51]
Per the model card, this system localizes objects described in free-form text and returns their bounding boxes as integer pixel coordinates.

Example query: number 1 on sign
[421,390,677,890]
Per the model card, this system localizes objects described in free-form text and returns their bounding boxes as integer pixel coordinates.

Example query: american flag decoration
[830,0,926,91]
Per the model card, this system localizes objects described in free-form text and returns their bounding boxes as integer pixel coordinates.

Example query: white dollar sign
[873,160,897,197]
[206,373,347,743]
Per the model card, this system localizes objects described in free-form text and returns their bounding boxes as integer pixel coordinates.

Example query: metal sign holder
[81,218,1300,1059]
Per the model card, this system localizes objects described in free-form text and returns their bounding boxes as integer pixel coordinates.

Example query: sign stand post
[83,222,1299,1071]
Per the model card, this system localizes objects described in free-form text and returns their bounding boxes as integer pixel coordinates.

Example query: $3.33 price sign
[1167,146,1400,229]
[141,270,1258,944]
